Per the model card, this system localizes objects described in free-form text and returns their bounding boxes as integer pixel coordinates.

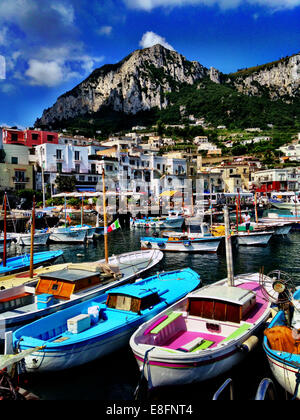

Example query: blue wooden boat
[0,250,64,277]
[12,268,201,372]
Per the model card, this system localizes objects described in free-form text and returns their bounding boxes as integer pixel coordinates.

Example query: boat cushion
[178,337,214,352]
[191,340,214,352]
[150,312,182,334]
[264,326,300,354]
[143,315,168,335]
[222,323,252,342]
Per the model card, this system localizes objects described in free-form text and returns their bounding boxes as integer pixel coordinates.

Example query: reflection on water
[14,229,299,401]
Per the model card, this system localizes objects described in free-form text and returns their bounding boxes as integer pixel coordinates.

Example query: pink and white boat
[130,272,271,387]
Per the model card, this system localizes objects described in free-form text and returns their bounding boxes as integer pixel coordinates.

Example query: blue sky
[0,0,299,128]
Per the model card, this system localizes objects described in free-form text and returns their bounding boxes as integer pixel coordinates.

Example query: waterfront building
[35,143,102,193]
[278,143,300,162]
[1,127,58,147]
[251,168,300,192]
[0,143,33,190]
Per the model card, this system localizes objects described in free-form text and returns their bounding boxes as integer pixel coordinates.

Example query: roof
[39,268,99,283]
[108,284,158,299]
[191,285,255,305]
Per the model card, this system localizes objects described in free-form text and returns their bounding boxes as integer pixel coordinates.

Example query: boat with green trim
[130,272,271,387]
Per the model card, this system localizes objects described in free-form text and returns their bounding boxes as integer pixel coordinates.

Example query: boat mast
[3,192,7,267]
[254,192,258,224]
[102,169,109,263]
[64,195,67,228]
[224,205,234,286]
[81,194,84,227]
[29,195,35,278]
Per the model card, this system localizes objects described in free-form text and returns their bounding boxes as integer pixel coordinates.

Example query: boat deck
[164,330,225,350]
[0,257,153,319]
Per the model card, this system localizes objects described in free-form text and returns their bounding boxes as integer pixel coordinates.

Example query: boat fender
[238,335,259,353]
[158,242,165,247]
[183,241,191,247]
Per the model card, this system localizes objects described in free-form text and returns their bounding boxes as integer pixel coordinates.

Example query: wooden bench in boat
[178,337,215,352]
[146,312,186,346]
[221,323,251,343]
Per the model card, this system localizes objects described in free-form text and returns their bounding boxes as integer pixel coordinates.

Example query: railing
[254,378,277,400]
[212,378,234,400]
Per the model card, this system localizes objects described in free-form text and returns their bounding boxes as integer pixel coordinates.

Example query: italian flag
[107,219,121,233]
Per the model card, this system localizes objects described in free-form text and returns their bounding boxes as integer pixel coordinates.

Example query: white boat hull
[265,351,299,398]
[16,233,50,246]
[271,202,300,210]
[49,229,87,243]
[130,274,271,387]
[134,339,253,387]
[141,238,221,253]
[0,249,163,340]
[237,232,273,246]
[20,324,139,372]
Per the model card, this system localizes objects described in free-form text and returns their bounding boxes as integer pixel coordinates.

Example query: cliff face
[36,45,300,127]
[37,44,212,126]
[230,53,300,100]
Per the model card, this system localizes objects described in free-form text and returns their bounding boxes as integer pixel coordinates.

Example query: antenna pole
[102,169,109,263]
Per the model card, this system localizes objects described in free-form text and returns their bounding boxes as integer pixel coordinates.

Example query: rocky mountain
[36,45,300,128]
[229,53,300,100]
[37,44,221,126]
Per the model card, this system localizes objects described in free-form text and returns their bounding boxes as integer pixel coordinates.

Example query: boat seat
[177,337,214,352]
[148,312,186,346]
[221,323,252,343]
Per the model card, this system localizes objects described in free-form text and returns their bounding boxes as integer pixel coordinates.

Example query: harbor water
[8,227,300,401]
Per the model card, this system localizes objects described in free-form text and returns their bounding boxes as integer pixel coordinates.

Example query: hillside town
[1,124,300,205]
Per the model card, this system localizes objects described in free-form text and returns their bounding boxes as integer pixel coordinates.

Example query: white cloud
[139,31,174,50]
[25,60,64,87]
[124,0,300,11]
[97,25,113,36]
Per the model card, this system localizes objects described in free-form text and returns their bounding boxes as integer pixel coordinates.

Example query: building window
[14,170,25,182]
[88,176,92,182]
[157,164,161,170]
[11,157,18,164]
[32,133,39,141]
[75,151,80,161]
[47,135,54,142]
[75,164,80,173]
[57,163,62,173]
[79,175,85,181]
[56,149,62,159]
[11,133,18,142]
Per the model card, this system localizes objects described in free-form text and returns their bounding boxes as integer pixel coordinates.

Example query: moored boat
[11,267,200,372]
[130,272,271,387]
[0,250,64,277]
[131,215,184,229]
[49,227,87,244]
[14,230,50,246]
[0,249,164,340]
[141,235,222,253]
[262,273,300,399]
[236,231,274,246]
[130,206,272,387]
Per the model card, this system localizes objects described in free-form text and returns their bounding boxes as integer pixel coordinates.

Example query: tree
[55,175,77,193]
